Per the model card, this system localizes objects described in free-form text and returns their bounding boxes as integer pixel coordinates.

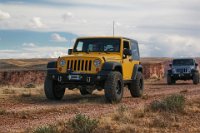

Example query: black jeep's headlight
[94,59,101,67]
[59,59,66,67]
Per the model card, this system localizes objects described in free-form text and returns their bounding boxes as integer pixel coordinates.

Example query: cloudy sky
[0,0,200,59]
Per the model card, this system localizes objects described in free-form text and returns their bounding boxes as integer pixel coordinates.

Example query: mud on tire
[129,72,144,97]
[104,71,124,103]
[44,77,65,100]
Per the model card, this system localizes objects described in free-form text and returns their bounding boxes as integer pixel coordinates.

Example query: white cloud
[0,0,200,57]
[29,17,45,28]
[62,12,73,21]
[0,10,10,20]
[0,46,69,59]
[51,33,68,42]
[22,43,36,47]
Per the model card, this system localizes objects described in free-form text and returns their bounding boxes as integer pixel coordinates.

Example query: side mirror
[123,49,132,56]
[169,64,172,67]
[68,49,73,55]
[195,63,198,66]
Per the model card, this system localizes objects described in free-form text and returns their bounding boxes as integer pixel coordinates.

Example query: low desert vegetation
[67,113,99,133]
[27,94,200,133]
[149,94,185,112]
[0,108,6,115]
[33,125,58,133]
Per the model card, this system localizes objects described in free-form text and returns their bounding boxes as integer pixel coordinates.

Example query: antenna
[113,21,115,36]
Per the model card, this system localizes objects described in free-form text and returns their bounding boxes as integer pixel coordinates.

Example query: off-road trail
[0,80,200,132]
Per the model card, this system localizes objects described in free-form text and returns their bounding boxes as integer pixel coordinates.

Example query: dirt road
[0,80,200,132]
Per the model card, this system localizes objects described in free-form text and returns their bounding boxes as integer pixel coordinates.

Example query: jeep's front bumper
[47,69,108,85]
[170,73,193,80]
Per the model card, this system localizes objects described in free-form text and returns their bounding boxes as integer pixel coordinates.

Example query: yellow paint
[56,37,139,80]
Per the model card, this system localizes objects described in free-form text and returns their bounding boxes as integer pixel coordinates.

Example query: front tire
[104,71,124,103]
[167,75,176,85]
[193,72,199,85]
[44,77,65,100]
[129,72,144,97]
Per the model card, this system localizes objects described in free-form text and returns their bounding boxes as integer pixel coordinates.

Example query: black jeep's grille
[176,68,189,73]
[66,60,92,71]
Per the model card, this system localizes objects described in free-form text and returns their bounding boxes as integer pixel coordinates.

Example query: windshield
[73,38,121,52]
[173,59,194,66]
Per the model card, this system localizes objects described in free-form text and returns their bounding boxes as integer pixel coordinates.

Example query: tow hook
[87,77,91,82]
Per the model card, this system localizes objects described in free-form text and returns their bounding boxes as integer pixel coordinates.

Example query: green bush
[150,94,185,112]
[33,125,58,133]
[68,113,99,133]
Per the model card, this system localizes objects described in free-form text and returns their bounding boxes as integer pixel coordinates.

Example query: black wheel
[44,77,65,100]
[80,88,93,95]
[104,71,124,103]
[193,72,199,85]
[167,75,176,85]
[129,72,144,97]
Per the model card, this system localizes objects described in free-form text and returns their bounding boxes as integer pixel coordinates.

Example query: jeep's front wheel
[129,72,144,97]
[80,88,93,95]
[44,77,65,100]
[104,71,124,103]
[167,75,176,85]
[193,72,199,85]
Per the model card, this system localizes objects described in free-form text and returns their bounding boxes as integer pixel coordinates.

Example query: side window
[123,41,130,50]
[131,41,140,60]
[75,41,83,51]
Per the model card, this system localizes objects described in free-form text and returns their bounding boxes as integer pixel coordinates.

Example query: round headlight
[59,59,66,67]
[94,59,101,67]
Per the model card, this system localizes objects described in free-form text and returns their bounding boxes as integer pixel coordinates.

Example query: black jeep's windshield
[173,59,194,66]
[73,38,120,52]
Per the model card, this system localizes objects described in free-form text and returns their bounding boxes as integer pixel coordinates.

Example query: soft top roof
[76,36,138,44]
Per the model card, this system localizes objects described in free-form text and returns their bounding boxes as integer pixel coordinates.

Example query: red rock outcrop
[142,63,165,79]
[0,70,46,87]
[0,63,166,87]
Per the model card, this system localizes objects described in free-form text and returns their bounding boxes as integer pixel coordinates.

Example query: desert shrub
[33,125,58,133]
[150,116,168,128]
[24,83,36,88]
[150,94,185,112]
[0,108,6,115]
[112,105,135,124]
[2,88,15,94]
[68,113,99,133]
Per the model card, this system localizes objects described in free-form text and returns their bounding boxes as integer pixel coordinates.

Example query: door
[122,40,134,80]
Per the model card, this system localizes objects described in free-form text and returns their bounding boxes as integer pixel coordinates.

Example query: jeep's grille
[66,60,92,72]
[176,68,189,73]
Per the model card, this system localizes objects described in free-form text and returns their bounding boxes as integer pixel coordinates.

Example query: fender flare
[101,62,123,74]
[47,61,57,68]
[132,64,143,80]
[47,61,57,75]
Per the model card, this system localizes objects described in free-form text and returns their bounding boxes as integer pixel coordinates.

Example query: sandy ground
[0,79,200,132]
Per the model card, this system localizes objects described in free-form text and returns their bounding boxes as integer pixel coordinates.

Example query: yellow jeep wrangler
[44,37,144,103]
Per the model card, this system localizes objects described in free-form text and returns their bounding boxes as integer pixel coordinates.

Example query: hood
[62,53,122,61]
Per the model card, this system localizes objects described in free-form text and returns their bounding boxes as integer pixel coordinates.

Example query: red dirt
[0,80,200,132]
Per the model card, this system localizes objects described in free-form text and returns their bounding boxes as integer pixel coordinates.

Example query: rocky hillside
[0,58,199,86]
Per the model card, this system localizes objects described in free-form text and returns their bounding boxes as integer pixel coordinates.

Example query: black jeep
[167,58,199,85]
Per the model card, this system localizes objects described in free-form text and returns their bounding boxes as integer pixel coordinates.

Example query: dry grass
[94,95,200,133]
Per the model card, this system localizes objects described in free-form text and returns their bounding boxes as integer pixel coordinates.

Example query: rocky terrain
[0,80,200,132]
[0,58,200,132]
[0,58,172,86]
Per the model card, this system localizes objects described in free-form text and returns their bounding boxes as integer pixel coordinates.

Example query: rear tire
[44,77,65,100]
[129,72,144,97]
[104,71,124,103]
[193,72,199,85]
[80,88,93,95]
